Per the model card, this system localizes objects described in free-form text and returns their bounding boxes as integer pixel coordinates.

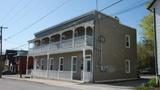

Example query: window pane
[125,35,130,48]
[125,60,130,73]
[60,65,63,71]
[73,58,77,64]
[73,65,76,71]
[87,61,91,72]
[60,59,63,64]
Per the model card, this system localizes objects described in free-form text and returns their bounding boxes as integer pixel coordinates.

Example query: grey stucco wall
[93,13,137,81]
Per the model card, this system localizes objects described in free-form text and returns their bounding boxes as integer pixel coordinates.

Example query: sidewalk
[2,75,132,90]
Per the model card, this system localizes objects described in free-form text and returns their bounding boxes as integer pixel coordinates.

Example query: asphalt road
[0,79,81,90]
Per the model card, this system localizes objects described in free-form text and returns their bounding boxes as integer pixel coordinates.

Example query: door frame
[85,55,92,72]
[71,56,78,80]
[82,54,92,82]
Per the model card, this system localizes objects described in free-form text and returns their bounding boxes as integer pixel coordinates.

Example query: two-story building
[27,11,137,82]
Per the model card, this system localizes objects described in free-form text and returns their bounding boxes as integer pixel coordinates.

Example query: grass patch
[134,79,159,90]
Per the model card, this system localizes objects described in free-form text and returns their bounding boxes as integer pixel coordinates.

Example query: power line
[11,43,28,50]
[2,0,33,25]
[4,0,70,41]
[100,0,123,12]
[0,0,23,25]
[8,0,40,26]
[112,1,148,15]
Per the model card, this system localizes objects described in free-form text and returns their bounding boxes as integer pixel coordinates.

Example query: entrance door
[83,55,92,82]
[71,56,77,80]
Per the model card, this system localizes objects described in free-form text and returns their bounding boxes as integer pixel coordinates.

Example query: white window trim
[71,56,77,73]
[125,34,130,48]
[40,58,47,70]
[59,57,64,72]
[125,59,131,73]
[50,58,54,70]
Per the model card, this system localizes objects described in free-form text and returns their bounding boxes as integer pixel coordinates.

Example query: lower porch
[27,50,93,82]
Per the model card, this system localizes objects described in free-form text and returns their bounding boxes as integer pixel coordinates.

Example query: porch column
[84,26,87,47]
[33,57,36,70]
[72,30,75,48]
[46,53,50,78]
[59,33,62,49]
[82,49,86,81]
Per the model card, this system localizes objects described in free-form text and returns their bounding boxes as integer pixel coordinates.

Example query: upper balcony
[28,26,93,56]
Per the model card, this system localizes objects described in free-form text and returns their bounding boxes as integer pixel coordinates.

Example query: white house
[148,0,160,84]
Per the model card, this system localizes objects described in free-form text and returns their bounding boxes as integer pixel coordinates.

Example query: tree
[0,55,5,78]
[140,12,154,41]
[138,10,155,73]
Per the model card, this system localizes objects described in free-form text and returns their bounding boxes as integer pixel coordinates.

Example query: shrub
[144,79,158,88]
[134,79,159,90]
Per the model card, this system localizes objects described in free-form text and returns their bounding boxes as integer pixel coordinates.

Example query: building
[27,11,137,82]
[4,50,30,75]
[148,0,160,84]
[15,50,28,74]
[4,50,17,73]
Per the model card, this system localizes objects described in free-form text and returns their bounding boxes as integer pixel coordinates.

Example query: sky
[0,0,150,51]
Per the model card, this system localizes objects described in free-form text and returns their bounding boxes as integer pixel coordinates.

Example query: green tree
[140,12,154,41]
[138,11,155,72]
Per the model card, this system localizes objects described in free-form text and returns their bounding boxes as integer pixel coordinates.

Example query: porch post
[72,30,75,48]
[33,57,36,70]
[84,26,87,47]
[46,53,50,78]
[59,33,62,49]
[58,58,60,80]
[82,49,86,81]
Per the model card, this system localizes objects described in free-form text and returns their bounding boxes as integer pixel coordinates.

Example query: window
[72,56,77,72]
[50,58,54,70]
[125,60,131,73]
[59,57,64,71]
[41,58,47,70]
[86,55,91,72]
[125,34,130,48]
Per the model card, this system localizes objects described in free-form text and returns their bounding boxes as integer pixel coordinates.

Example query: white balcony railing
[29,35,93,55]
[31,69,72,80]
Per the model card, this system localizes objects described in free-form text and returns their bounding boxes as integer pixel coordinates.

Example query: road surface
[0,79,81,90]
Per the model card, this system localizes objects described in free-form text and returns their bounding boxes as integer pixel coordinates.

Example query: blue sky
[0,0,149,51]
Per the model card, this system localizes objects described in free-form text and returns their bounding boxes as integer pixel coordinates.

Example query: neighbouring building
[4,50,17,73]
[27,11,137,82]
[15,50,28,74]
[148,0,160,83]
[4,50,30,75]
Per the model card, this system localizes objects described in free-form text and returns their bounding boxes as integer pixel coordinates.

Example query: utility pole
[0,26,8,78]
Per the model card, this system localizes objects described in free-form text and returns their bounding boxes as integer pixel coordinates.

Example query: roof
[16,50,28,56]
[34,10,122,37]
[34,10,97,38]
[32,10,135,39]
[5,49,28,56]
[148,0,158,10]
